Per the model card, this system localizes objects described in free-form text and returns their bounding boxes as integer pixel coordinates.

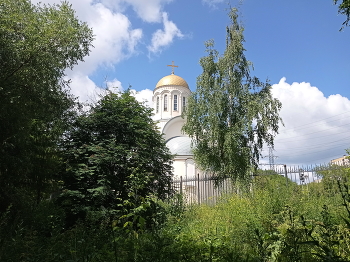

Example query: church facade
[152,71,197,182]
[151,66,229,204]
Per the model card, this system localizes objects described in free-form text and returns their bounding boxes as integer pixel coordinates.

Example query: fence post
[197,173,200,204]
[284,164,288,186]
[180,176,183,195]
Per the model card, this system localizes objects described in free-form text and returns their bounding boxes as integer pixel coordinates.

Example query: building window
[173,94,178,111]
[182,96,186,110]
[164,94,168,111]
[156,97,159,113]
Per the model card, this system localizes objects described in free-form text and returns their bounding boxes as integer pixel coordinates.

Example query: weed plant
[1,167,350,261]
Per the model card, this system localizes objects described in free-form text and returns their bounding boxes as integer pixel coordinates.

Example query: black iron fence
[171,173,234,205]
[170,163,350,205]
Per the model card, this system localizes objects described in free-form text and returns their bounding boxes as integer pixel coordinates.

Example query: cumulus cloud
[127,0,170,22]
[30,0,182,103]
[131,89,154,108]
[68,2,143,75]
[106,79,123,94]
[148,12,184,54]
[202,0,225,8]
[106,79,153,108]
[32,1,143,72]
[67,73,105,103]
[68,74,153,110]
[99,0,172,23]
[263,77,350,165]
[61,0,143,103]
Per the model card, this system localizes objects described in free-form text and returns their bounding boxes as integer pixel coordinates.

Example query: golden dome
[155,74,189,89]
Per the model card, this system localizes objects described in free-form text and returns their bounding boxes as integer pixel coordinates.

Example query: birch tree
[182,8,282,183]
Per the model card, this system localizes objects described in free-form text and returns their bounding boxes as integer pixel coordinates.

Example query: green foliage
[0,0,93,213]
[58,91,174,227]
[149,169,350,262]
[3,2,350,260]
[183,8,282,183]
[316,164,350,197]
[335,0,350,29]
[2,166,350,261]
[252,171,299,219]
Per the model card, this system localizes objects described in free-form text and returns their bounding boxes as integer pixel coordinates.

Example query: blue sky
[89,0,350,98]
[32,0,350,165]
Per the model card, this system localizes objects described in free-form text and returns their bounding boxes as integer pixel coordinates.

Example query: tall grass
[160,171,350,261]
[1,167,350,261]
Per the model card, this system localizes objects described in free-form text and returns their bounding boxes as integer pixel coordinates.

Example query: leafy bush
[58,91,173,228]
[2,166,350,261]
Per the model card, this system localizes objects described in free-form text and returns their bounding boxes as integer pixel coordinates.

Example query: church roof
[155,74,189,89]
[166,136,193,156]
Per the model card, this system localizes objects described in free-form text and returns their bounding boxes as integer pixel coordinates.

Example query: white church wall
[154,120,167,135]
[185,159,196,179]
[163,119,185,141]
[171,157,196,180]
[171,157,198,204]
[172,159,186,180]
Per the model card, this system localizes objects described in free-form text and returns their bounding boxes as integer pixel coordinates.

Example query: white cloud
[67,72,105,103]
[68,2,143,76]
[69,74,153,109]
[202,0,225,8]
[99,0,172,22]
[30,0,182,103]
[106,79,123,94]
[106,79,153,108]
[131,89,154,108]
[127,0,169,22]
[148,12,184,54]
[264,77,350,165]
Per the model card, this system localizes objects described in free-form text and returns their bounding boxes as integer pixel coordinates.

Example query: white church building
[152,69,197,181]
[151,64,225,203]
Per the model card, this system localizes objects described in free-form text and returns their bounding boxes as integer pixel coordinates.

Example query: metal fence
[171,173,234,205]
[265,164,323,184]
[170,163,350,205]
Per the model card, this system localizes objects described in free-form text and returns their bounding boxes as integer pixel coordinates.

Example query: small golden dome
[155,74,189,89]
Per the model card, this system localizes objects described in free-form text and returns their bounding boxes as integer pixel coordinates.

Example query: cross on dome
[167,61,178,75]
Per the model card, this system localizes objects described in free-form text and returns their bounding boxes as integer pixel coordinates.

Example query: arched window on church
[182,97,186,111]
[164,95,168,111]
[173,94,178,111]
[156,96,159,113]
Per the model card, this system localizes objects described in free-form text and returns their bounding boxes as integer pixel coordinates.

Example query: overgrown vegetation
[2,1,350,261]
[0,0,93,216]
[2,166,350,261]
